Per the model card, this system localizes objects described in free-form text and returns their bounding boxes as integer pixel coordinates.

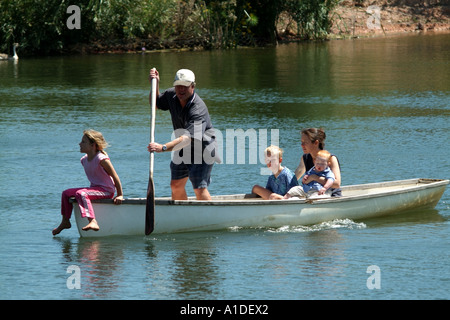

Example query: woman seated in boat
[252,145,298,200]
[291,128,342,197]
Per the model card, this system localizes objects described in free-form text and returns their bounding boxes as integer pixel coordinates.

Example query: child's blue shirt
[266,167,299,196]
[303,166,335,193]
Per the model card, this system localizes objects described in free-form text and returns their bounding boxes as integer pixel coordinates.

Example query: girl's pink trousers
[61,187,113,220]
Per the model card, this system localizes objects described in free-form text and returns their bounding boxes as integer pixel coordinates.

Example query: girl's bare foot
[52,219,71,236]
[82,218,100,232]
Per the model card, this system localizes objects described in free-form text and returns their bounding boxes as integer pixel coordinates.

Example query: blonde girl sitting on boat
[52,129,124,235]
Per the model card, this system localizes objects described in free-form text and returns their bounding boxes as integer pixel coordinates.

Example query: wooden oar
[145,68,157,235]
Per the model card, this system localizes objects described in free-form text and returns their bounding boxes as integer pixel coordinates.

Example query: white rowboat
[73,178,448,237]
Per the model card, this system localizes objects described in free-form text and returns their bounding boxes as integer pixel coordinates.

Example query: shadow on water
[361,207,446,229]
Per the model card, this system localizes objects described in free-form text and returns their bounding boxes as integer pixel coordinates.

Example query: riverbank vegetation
[1,0,448,56]
[0,0,340,55]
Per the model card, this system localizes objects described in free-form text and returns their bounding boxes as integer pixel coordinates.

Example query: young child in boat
[252,145,298,200]
[52,129,124,235]
[284,149,335,199]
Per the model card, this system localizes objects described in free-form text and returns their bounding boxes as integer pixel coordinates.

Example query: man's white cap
[173,69,195,87]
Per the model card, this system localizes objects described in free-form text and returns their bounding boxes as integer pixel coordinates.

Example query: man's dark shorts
[170,161,213,189]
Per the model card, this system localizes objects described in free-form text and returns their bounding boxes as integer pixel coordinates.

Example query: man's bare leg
[171,177,189,200]
[194,187,211,200]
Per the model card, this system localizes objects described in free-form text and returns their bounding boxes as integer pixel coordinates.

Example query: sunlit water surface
[0,33,449,300]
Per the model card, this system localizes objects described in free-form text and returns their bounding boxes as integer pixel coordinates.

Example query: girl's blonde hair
[83,129,109,155]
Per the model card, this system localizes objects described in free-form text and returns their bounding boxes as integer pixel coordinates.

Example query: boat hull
[73,178,448,237]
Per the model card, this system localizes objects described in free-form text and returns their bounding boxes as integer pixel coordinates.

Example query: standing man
[148,68,218,200]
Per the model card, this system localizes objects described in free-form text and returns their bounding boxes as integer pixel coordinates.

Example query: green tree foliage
[283,0,340,39]
[0,0,339,55]
[0,0,68,55]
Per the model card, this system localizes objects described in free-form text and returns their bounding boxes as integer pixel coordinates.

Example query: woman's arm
[303,156,341,189]
[328,156,341,189]
[294,157,306,181]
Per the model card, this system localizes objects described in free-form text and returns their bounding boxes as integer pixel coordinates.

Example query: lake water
[0,33,449,303]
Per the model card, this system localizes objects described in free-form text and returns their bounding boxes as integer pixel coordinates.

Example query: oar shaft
[150,69,157,178]
[145,68,157,235]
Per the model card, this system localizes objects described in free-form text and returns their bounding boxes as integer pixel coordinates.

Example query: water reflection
[171,245,220,298]
[43,200,450,300]
[1,32,449,300]
[55,237,124,298]
[55,234,222,299]
[364,208,446,228]
[302,230,349,297]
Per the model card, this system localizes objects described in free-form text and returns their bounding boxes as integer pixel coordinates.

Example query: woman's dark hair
[301,128,326,150]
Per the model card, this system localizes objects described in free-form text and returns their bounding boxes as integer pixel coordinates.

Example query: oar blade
[145,177,155,235]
